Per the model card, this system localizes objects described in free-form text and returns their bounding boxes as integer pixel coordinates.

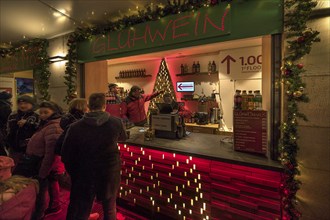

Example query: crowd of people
[0,84,184,220]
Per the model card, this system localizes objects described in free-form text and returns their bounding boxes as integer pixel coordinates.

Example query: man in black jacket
[7,95,39,164]
[61,93,126,220]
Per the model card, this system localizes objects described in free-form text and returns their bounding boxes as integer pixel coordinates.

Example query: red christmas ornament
[297,63,304,69]
[297,36,305,43]
[285,69,291,76]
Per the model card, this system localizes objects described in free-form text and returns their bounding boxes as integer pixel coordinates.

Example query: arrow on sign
[178,83,193,90]
[221,55,236,74]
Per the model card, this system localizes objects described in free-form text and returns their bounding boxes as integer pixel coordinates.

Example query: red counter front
[118,143,283,219]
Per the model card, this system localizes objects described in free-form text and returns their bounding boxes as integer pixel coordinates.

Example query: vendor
[106,83,121,104]
[122,86,163,126]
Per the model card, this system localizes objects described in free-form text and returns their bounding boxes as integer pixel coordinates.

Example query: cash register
[151,103,184,139]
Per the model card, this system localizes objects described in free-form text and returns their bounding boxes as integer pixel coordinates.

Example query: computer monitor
[155,103,174,114]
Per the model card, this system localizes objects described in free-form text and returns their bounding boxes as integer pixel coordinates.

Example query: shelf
[176,71,218,76]
[181,98,216,102]
[115,74,152,79]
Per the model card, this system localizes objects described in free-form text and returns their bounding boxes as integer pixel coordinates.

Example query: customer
[163,93,192,119]
[0,91,12,156]
[13,101,64,219]
[7,95,39,164]
[62,93,127,220]
[0,156,39,220]
[55,98,88,155]
[122,85,163,126]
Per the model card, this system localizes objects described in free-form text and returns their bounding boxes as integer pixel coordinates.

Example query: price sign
[176,81,195,92]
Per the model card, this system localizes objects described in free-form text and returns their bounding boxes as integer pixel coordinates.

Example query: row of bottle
[180,61,217,74]
[119,69,146,78]
[234,90,262,110]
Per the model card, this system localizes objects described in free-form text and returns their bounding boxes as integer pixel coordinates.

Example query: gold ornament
[293,91,302,97]
[286,90,292,95]
[286,61,292,66]
[299,86,304,92]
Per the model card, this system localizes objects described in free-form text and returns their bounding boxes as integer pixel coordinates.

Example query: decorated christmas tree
[149,58,176,110]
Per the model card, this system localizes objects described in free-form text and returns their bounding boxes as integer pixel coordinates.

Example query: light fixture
[49,55,67,63]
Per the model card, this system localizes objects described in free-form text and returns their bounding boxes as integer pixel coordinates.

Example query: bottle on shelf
[241,90,248,110]
[196,61,200,73]
[180,64,184,74]
[184,64,189,73]
[192,61,196,73]
[254,90,262,110]
[119,71,122,78]
[247,90,254,110]
[234,90,242,110]
[208,61,212,73]
[211,61,216,72]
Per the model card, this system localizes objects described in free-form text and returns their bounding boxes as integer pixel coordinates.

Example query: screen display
[176,81,194,92]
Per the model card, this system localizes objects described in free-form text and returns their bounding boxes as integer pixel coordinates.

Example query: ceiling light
[53,9,66,17]
[49,55,67,63]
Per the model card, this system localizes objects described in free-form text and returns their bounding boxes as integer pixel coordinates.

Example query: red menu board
[233,110,267,154]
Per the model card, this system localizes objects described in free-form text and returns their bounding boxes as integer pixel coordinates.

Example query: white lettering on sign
[219,46,262,80]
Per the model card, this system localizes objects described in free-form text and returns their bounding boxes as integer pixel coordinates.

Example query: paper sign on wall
[219,46,262,80]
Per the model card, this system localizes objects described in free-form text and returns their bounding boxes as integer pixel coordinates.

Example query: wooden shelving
[176,71,218,76]
[115,74,152,79]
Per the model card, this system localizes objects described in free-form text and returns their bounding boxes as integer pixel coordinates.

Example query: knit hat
[0,91,12,100]
[17,95,36,106]
[0,156,14,181]
[108,83,118,90]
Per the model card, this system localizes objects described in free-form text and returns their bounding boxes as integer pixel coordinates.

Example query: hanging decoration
[64,0,220,103]
[280,0,320,219]
[0,39,51,101]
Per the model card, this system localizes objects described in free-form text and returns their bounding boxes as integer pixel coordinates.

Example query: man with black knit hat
[122,85,163,126]
[0,91,12,155]
[7,95,39,164]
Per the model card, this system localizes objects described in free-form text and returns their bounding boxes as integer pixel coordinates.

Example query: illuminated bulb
[200,208,203,214]
[140,189,142,194]
[134,198,136,203]
[120,186,123,190]
[186,159,189,164]
[183,216,186,220]
[167,198,170,203]
[182,184,185,189]
[169,173,171,177]
[189,209,192,214]
[147,186,149,192]
[160,190,162,196]
[193,164,196,170]
[150,196,153,201]
[206,216,209,220]
[120,171,122,175]
[125,191,127,196]
[149,155,151,160]
[175,204,177,209]
[135,160,137,165]
[189,156,192,160]
[184,172,187,177]
[153,184,156,188]
[140,147,143,151]
[170,193,173,199]
[194,178,197,183]
[195,196,198,201]
[187,180,190,186]
[138,157,140,161]
[129,189,131,194]
[139,172,141,176]
[156,173,158,178]
[190,168,193,174]
[178,210,181,215]
[118,146,120,150]
[179,192,182,197]
[142,151,145,155]
[173,153,176,158]
[142,166,145,170]
[200,192,203,199]
[133,178,135,182]
[119,192,122,197]
[126,179,128,185]
[157,207,160,212]
[158,181,160,186]
[176,186,178,192]
[198,174,201,180]
[196,187,199,193]
[152,201,155,206]
[162,154,164,159]
[176,161,179,167]
[152,164,154,169]
[151,175,153,180]
[129,173,131,178]
[203,203,206,210]
[172,165,175,169]
[132,167,134,171]
[127,147,129,152]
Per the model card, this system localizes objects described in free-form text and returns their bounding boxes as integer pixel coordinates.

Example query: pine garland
[0,39,51,101]
[63,0,220,103]
[280,0,320,219]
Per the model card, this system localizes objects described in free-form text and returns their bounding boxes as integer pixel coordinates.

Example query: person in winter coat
[0,91,12,156]
[7,95,39,164]
[55,98,88,155]
[62,93,127,220]
[122,85,163,126]
[13,101,64,219]
[0,156,39,220]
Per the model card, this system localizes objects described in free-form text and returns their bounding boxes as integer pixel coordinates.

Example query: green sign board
[0,47,40,74]
[77,0,283,62]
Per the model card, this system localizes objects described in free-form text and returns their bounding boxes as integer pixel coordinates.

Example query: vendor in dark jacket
[62,93,127,220]
[55,98,88,155]
[7,95,39,164]
[122,85,163,126]
[0,91,12,156]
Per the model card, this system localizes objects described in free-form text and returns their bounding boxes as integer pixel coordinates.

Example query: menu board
[233,110,267,154]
